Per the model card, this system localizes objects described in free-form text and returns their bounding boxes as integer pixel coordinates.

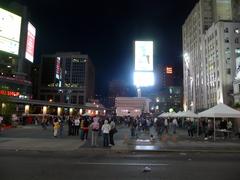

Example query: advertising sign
[0,8,21,55]
[56,57,61,79]
[135,41,153,71]
[133,71,154,87]
[166,67,173,74]
[25,22,36,62]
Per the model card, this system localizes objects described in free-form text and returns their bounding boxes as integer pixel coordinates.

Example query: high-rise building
[183,0,240,112]
[0,3,36,101]
[39,52,95,105]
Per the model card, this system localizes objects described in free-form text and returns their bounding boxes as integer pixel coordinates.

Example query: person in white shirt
[172,118,178,134]
[74,117,80,136]
[164,118,169,134]
[101,120,111,147]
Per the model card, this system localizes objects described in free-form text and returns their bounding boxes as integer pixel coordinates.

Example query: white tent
[175,111,184,117]
[182,111,199,118]
[158,112,169,117]
[198,103,240,118]
[198,103,240,141]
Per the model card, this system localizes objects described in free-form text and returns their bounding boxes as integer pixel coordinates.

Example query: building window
[224,28,229,33]
[235,28,240,34]
[71,96,77,104]
[225,38,229,43]
[235,38,239,44]
[227,68,231,75]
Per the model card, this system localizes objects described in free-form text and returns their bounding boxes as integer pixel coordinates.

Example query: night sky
[2,0,198,95]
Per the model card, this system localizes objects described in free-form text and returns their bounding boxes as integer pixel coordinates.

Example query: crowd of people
[49,115,117,147]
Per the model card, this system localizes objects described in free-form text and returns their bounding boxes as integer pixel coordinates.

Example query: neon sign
[0,90,20,97]
[166,67,173,74]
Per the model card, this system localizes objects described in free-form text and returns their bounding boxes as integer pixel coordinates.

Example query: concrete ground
[0,124,240,152]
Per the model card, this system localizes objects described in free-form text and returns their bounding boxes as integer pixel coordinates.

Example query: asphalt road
[0,151,240,180]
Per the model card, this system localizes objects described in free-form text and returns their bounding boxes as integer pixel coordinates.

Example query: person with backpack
[90,117,100,146]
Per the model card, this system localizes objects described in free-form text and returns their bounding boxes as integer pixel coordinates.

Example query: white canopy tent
[181,111,199,118]
[158,112,169,118]
[198,103,240,141]
[198,103,240,118]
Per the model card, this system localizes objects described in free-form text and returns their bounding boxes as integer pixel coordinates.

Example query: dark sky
[3,0,198,95]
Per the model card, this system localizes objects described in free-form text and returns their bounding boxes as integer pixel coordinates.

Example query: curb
[1,147,240,154]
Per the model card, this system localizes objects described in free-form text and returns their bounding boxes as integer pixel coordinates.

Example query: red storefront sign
[0,90,20,97]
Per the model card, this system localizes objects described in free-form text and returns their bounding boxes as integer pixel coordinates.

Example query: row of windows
[224,28,240,34]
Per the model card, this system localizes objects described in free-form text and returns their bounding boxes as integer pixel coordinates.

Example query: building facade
[183,0,240,112]
[39,52,95,105]
[0,3,36,101]
[115,97,151,117]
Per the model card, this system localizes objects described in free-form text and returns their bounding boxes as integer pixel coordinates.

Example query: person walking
[90,117,100,146]
[109,119,116,146]
[101,120,111,147]
[53,119,60,137]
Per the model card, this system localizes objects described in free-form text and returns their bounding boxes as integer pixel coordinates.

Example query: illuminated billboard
[25,22,36,62]
[0,8,21,55]
[135,41,153,71]
[56,57,61,79]
[134,71,154,87]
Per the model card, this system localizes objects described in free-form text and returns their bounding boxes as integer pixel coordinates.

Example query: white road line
[75,162,169,166]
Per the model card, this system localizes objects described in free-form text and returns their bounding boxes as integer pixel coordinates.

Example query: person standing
[53,119,60,137]
[90,117,100,146]
[82,118,89,140]
[164,118,169,134]
[172,118,178,134]
[74,116,80,136]
[109,119,116,146]
[58,116,64,137]
[101,120,111,147]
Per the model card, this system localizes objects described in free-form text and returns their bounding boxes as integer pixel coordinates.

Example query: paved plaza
[0,124,240,153]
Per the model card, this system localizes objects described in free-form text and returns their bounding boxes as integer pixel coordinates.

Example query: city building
[151,86,182,113]
[39,52,95,105]
[156,65,181,90]
[0,3,36,101]
[115,97,151,117]
[106,80,135,108]
[204,21,240,107]
[183,0,240,112]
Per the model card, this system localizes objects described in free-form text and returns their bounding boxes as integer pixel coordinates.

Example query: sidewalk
[0,124,240,153]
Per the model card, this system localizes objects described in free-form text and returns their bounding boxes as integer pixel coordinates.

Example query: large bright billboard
[135,41,153,71]
[134,71,154,87]
[0,8,21,55]
[25,22,36,62]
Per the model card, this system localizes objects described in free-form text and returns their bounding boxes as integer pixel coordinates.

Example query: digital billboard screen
[56,57,61,79]
[25,22,36,63]
[135,41,153,71]
[0,8,21,55]
[134,71,154,87]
